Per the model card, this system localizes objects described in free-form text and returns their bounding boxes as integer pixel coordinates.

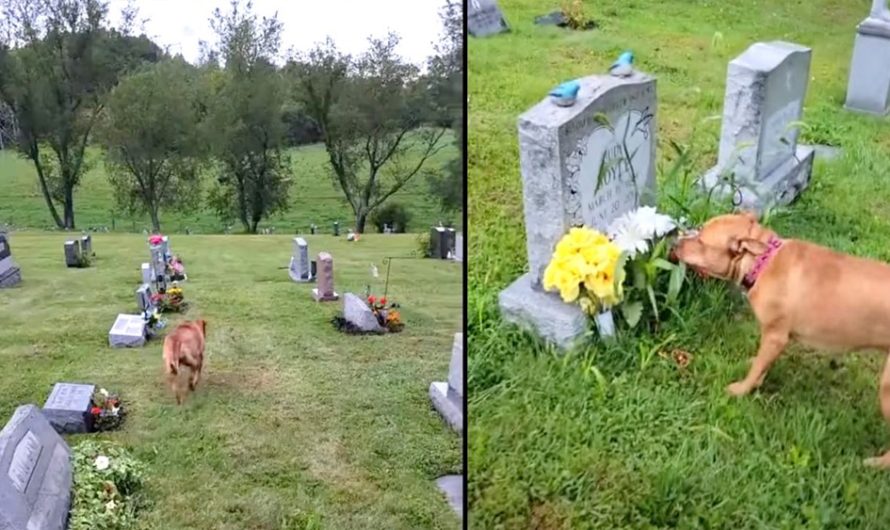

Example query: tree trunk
[355,211,368,234]
[149,205,161,233]
[63,186,75,230]
[31,157,65,229]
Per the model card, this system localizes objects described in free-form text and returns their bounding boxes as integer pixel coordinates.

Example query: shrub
[370,203,412,233]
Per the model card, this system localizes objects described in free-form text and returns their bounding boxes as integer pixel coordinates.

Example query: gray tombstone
[312,252,339,302]
[63,240,82,268]
[141,263,152,284]
[498,72,658,349]
[160,235,170,256]
[468,0,509,37]
[435,475,463,519]
[288,237,313,282]
[0,233,22,288]
[149,245,166,285]
[701,41,815,212]
[136,283,154,313]
[429,332,464,434]
[108,313,147,348]
[343,293,383,331]
[453,233,464,262]
[0,404,72,530]
[333,221,340,236]
[42,383,95,434]
[80,234,92,257]
[429,227,457,259]
[844,0,890,116]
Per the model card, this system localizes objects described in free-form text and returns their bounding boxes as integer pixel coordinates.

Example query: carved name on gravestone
[108,313,147,348]
[845,0,890,116]
[42,382,95,434]
[468,0,509,37]
[343,293,383,332]
[0,233,22,288]
[0,405,72,530]
[289,237,313,283]
[430,332,463,434]
[64,240,82,268]
[312,252,339,302]
[498,72,658,350]
[702,41,815,211]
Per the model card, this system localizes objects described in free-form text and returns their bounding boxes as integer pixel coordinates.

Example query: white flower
[99,388,109,397]
[607,206,678,259]
[94,455,110,471]
[105,500,116,511]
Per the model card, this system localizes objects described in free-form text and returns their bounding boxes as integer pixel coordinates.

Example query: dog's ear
[729,236,769,256]
[198,319,207,335]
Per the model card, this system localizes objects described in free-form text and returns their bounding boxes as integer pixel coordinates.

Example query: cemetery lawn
[469,0,890,528]
[0,233,462,529]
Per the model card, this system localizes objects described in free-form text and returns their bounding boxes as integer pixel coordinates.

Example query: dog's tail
[165,337,181,376]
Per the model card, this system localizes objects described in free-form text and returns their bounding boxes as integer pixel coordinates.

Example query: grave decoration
[89,388,125,432]
[332,293,403,334]
[148,234,187,282]
[367,294,404,332]
[69,440,146,530]
[151,282,186,313]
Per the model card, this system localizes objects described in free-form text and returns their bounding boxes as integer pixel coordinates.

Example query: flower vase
[594,309,616,339]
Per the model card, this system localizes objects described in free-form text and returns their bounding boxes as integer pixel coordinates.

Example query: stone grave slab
[109,313,147,348]
[702,41,815,212]
[453,233,464,262]
[498,72,658,349]
[435,475,464,519]
[289,237,313,283]
[63,240,82,268]
[430,332,464,434]
[312,252,339,302]
[343,293,383,332]
[0,233,22,288]
[0,404,72,530]
[42,383,95,435]
[468,0,509,37]
[845,0,890,116]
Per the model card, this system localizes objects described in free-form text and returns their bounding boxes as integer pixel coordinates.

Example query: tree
[96,59,204,232]
[0,0,161,229]
[425,0,463,216]
[203,0,292,234]
[291,35,449,233]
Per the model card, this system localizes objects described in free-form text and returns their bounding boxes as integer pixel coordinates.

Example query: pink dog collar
[742,236,783,290]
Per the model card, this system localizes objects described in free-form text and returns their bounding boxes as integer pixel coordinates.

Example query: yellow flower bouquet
[542,227,625,316]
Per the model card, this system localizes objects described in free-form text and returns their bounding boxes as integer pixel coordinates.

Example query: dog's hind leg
[189,359,202,391]
[864,352,890,469]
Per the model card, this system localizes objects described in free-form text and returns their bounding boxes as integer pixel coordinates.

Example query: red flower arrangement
[90,389,125,431]
[367,295,404,332]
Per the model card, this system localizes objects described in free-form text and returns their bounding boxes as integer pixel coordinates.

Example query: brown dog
[162,319,207,405]
[673,212,890,467]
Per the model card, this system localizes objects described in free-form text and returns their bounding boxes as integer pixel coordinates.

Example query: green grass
[0,232,462,529]
[0,139,459,234]
[469,0,890,527]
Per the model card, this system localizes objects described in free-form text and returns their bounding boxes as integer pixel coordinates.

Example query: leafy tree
[96,59,204,232]
[0,0,161,229]
[291,34,448,233]
[203,0,292,234]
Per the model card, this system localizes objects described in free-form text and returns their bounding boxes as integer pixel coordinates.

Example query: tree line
[0,0,463,233]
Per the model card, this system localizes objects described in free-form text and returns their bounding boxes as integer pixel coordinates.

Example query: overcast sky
[105,0,451,66]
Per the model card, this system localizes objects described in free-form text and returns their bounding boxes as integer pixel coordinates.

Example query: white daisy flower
[94,455,110,471]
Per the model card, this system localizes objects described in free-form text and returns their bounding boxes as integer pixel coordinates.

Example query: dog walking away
[672,212,890,468]
[163,319,207,405]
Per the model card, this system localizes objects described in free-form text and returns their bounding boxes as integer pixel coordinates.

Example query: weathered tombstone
[313,252,340,302]
[429,332,464,434]
[108,313,147,348]
[453,233,464,262]
[498,72,658,349]
[136,283,155,313]
[343,293,383,331]
[80,234,92,257]
[141,263,152,284]
[844,0,890,116]
[0,233,22,288]
[333,221,340,236]
[149,245,166,286]
[289,237,313,283]
[310,223,317,235]
[468,0,509,37]
[42,382,95,434]
[701,41,815,212]
[436,475,463,519]
[0,404,72,530]
[429,227,456,259]
[63,240,82,268]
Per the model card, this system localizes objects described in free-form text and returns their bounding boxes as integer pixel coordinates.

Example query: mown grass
[0,138,459,234]
[0,232,462,529]
[468,0,890,527]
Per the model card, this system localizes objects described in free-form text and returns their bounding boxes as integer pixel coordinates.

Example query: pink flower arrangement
[148,234,163,246]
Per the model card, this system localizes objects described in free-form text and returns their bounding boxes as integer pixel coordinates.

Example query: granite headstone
[453,233,464,262]
[313,252,339,302]
[429,332,464,434]
[0,233,22,288]
[80,234,92,257]
[701,41,815,211]
[498,72,658,349]
[136,283,154,313]
[141,262,152,284]
[844,0,890,116]
[0,404,72,530]
[343,293,383,332]
[289,237,313,282]
[63,240,82,268]
[42,383,95,434]
[468,0,509,37]
[108,313,147,348]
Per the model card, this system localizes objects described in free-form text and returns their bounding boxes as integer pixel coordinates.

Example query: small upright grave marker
[136,283,155,313]
[845,0,890,116]
[429,227,456,259]
[429,332,464,434]
[453,233,464,262]
[0,404,72,530]
[333,221,340,236]
[289,237,313,282]
[42,382,95,434]
[313,252,339,302]
[0,232,22,288]
[701,41,815,211]
[108,314,147,348]
[80,234,92,257]
[141,263,152,284]
[468,0,509,37]
[498,72,658,349]
[63,240,83,268]
[343,293,383,331]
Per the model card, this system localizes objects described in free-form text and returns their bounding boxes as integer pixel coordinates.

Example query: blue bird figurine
[610,51,634,77]
[549,80,581,107]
